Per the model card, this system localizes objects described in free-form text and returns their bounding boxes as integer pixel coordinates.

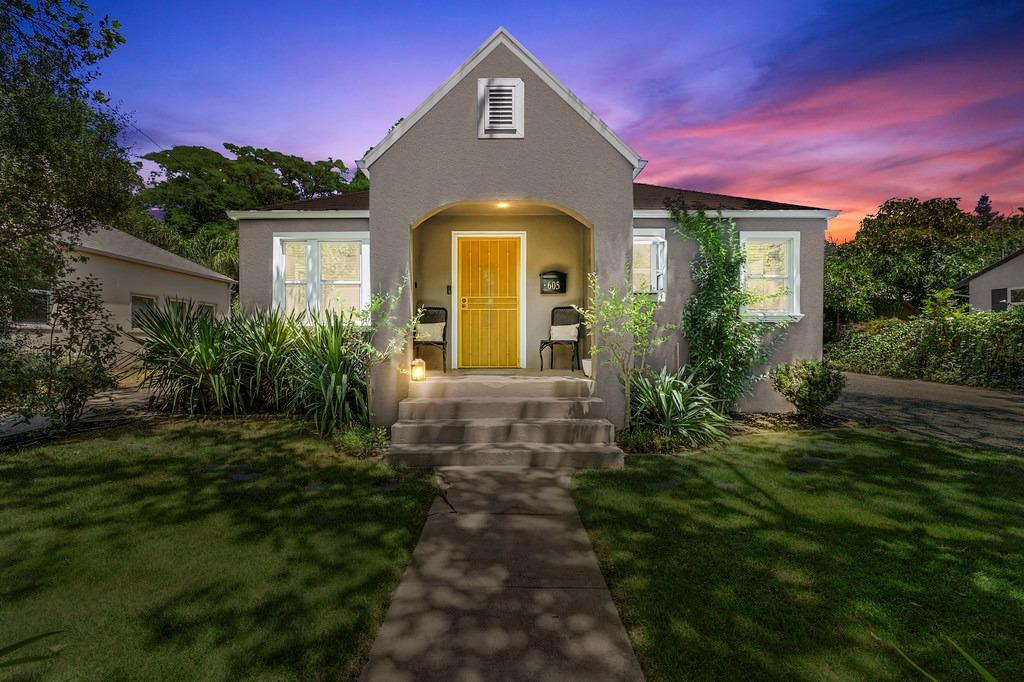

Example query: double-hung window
[274,233,370,320]
[633,228,667,300]
[1010,287,1024,308]
[740,231,801,316]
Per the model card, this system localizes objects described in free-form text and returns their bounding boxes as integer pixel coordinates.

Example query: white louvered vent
[478,78,524,138]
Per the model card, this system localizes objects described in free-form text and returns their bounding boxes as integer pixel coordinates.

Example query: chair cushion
[549,324,579,341]
[415,322,445,342]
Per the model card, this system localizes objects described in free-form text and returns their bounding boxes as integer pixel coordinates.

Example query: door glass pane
[747,279,787,311]
[284,283,307,317]
[320,242,360,281]
[320,283,361,313]
[746,240,788,277]
[283,242,308,282]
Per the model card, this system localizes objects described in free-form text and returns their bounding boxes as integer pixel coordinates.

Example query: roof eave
[74,245,236,284]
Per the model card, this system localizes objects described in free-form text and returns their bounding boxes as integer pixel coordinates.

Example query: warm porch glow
[410,358,426,381]
[495,201,510,209]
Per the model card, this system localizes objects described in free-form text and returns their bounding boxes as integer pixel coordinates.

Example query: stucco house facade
[230,28,837,462]
[954,247,1024,311]
[14,227,234,354]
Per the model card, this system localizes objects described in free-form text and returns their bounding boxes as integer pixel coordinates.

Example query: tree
[823,239,886,335]
[974,193,1000,230]
[134,143,364,279]
[0,0,137,337]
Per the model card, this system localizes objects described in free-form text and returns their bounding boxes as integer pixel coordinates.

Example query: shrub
[331,424,388,458]
[828,304,1024,390]
[134,291,414,436]
[770,360,846,419]
[669,205,790,411]
[629,366,729,449]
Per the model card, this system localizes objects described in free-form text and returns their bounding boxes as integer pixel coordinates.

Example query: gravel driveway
[831,373,1024,455]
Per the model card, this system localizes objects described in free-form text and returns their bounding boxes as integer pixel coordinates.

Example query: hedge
[827,307,1024,390]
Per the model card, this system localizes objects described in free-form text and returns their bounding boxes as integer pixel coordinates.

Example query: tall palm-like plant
[225,309,295,412]
[631,366,728,448]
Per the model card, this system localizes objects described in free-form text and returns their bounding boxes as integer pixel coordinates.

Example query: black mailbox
[540,270,567,295]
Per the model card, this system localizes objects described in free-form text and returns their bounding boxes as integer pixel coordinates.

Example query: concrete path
[361,467,644,681]
[832,373,1024,455]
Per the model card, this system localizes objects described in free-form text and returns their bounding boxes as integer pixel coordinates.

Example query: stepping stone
[574,484,596,492]
[301,482,330,493]
[206,463,243,472]
[374,481,401,492]
[799,455,848,466]
[714,482,740,492]
[786,470,811,478]
[646,480,678,491]
[229,472,261,483]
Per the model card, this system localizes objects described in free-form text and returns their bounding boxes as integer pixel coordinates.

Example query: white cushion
[549,324,579,341]
[415,322,445,342]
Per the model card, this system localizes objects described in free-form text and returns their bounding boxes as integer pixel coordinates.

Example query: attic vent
[478,78,524,139]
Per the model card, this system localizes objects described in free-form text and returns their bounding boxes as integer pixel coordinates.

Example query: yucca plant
[134,302,237,414]
[225,308,296,412]
[630,366,729,448]
[288,309,371,435]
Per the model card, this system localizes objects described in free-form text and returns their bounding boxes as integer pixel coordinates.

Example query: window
[198,302,217,318]
[273,233,370,320]
[1010,287,1024,308]
[478,78,524,139]
[166,298,187,315]
[131,294,157,330]
[740,231,801,316]
[633,229,667,299]
[13,288,51,326]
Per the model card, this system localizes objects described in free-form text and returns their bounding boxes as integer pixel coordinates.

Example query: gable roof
[634,183,825,211]
[75,227,235,284]
[954,246,1024,288]
[255,190,370,211]
[357,27,646,178]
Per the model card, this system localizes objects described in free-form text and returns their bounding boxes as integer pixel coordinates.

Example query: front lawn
[0,419,435,680]
[574,429,1024,680]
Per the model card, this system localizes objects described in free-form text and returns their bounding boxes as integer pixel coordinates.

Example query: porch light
[410,358,426,382]
[495,201,510,209]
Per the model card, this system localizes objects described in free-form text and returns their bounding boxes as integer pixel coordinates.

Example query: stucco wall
[237,217,371,311]
[637,216,826,413]
[413,213,589,370]
[968,252,1024,310]
[367,42,635,426]
[70,251,231,353]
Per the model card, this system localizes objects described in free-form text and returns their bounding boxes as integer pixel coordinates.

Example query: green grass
[573,429,1024,681]
[0,419,436,680]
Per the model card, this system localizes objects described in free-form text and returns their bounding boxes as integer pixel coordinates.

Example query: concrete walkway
[832,373,1024,455]
[361,467,644,681]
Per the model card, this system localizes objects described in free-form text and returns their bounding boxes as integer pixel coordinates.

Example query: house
[14,227,235,350]
[954,247,1024,311]
[229,28,837,465]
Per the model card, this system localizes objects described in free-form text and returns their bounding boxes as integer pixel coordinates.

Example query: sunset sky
[93,0,1024,240]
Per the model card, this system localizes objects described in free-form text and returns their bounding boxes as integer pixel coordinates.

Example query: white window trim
[633,228,667,301]
[130,293,158,332]
[272,232,371,319]
[739,231,803,320]
[1009,287,1024,308]
[477,77,524,139]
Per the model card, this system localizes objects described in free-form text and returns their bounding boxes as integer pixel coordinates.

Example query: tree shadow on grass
[0,418,436,680]
[574,428,1024,681]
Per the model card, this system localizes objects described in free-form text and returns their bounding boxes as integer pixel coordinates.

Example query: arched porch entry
[410,200,594,372]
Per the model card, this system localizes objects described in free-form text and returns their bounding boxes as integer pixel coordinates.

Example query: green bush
[625,366,729,451]
[770,359,846,419]
[828,304,1024,389]
[134,301,408,435]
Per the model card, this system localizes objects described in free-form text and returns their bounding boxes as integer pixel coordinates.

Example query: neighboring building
[14,227,235,349]
[954,247,1024,311]
[230,28,838,442]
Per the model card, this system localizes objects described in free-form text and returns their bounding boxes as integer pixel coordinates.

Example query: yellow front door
[457,236,520,368]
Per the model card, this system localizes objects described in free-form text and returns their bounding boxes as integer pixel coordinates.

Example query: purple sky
[94,0,1024,239]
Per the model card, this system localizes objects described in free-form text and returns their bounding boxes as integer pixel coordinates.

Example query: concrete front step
[391,417,614,445]
[398,396,607,420]
[409,375,593,399]
[386,443,625,468]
